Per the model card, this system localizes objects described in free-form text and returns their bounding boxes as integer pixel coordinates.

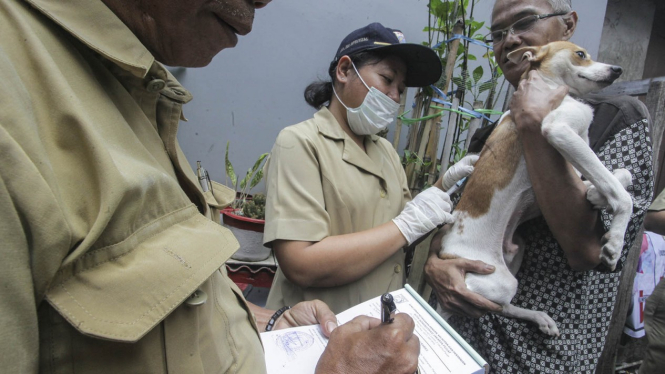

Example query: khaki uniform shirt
[0,0,266,372]
[263,108,411,313]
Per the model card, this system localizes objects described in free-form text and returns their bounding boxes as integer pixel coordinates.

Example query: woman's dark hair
[304,49,391,109]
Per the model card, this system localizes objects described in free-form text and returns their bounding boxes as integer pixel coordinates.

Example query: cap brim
[372,44,442,87]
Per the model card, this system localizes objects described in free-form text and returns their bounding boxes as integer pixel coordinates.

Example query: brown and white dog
[438,41,632,336]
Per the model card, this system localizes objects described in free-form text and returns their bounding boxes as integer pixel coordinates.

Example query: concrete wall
[174,0,608,193]
[597,0,656,82]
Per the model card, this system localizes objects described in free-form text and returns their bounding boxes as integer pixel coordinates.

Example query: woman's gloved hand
[441,154,479,191]
[392,187,454,245]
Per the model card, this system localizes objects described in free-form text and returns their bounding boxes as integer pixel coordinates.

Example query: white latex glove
[442,154,479,191]
[392,187,454,245]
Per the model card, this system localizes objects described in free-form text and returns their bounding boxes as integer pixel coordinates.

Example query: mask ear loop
[332,60,370,110]
[350,61,371,91]
[332,85,350,110]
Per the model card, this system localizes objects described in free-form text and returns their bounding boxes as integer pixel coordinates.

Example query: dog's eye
[576,51,586,59]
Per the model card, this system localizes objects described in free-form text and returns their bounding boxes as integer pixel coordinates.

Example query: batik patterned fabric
[445,101,653,373]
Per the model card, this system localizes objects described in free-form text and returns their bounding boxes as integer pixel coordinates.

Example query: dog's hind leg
[499,304,560,337]
[541,121,633,270]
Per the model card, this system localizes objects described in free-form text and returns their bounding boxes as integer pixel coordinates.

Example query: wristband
[265,306,291,332]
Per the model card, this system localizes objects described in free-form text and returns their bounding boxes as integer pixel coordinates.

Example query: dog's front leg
[541,120,633,270]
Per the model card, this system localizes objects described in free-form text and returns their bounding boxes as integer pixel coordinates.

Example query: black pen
[381,293,397,323]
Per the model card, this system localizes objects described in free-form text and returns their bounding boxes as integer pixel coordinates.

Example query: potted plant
[221,141,271,262]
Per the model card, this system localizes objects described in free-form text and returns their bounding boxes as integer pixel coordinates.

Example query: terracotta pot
[221,207,270,262]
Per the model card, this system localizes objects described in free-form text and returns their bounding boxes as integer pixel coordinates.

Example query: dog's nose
[611,66,623,76]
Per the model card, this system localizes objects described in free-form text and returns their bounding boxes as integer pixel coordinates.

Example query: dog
[437,41,633,336]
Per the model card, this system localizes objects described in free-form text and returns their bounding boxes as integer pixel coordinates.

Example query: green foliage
[401,0,507,192]
[225,141,269,214]
[242,193,266,220]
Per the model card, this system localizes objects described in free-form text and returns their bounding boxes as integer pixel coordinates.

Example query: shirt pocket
[203,181,236,223]
[45,204,239,342]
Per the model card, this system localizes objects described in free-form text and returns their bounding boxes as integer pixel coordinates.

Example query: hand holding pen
[381,293,420,374]
[316,310,421,374]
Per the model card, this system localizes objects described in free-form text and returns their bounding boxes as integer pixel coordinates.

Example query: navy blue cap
[330,22,442,87]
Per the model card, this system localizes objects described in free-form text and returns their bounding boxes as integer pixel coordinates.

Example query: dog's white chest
[542,96,594,139]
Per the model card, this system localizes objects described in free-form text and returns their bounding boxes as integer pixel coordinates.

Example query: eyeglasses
[484,12,568,45]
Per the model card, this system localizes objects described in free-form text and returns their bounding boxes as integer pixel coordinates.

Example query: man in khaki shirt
[0,0,420,373]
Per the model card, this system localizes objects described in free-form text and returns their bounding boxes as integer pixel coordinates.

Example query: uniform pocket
[45,205,239,342]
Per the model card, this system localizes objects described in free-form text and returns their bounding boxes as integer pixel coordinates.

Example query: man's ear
[506,46,547,64]
[561,11,578,41]
[335,56,354,84]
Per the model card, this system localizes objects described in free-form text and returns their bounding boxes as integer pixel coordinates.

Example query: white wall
[175,0,608,192]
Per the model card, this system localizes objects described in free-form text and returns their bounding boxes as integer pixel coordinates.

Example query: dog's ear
[506,46,548,64]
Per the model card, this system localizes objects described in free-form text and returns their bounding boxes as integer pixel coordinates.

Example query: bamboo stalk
[392,89,409,150]
[410,105,439,192]
[405,95,428,188]
[426,20,465,185]
[440,90,462,172]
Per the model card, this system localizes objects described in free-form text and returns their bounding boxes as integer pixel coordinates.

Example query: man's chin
[501,63,527,87]
[153,46,222,68]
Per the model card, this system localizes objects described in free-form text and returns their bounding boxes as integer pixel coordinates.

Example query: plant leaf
[225,141,237,188]
[240,168,251,190]
[249,153,268,175]
[249,168,264,190]
[472,66,484,84]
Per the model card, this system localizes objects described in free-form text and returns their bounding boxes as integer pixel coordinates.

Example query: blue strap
[430,85,448,99]
[433,34,492,50]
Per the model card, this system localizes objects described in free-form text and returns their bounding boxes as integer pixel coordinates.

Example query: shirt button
[146,79,166,92]
[185,289,207,306]
[394,264,402,274]
[380,189,387,198]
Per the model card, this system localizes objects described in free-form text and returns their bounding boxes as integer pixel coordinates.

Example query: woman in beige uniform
[263,23,475,313]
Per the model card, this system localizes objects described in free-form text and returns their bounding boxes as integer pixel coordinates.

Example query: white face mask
[333,62,400,136]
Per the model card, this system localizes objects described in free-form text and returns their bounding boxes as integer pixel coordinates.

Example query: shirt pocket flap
[45,205,239,342]
[204,181,235,209]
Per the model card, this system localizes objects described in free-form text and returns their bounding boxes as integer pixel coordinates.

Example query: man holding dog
[0,0,421,373]
[425,0,653,372]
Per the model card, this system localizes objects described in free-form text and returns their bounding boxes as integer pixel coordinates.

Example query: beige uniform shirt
[264,108,411,313]
[0,0,265,373]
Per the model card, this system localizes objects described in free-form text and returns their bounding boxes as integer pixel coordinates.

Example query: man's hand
[510,70,568,133]
[425,228,502,318]
[425,254,502,318]
[274,300,338,337]
[316,314,419,374]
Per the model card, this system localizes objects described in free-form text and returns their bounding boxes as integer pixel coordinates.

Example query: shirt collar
[314,107,385,181]
[24,0,155,78]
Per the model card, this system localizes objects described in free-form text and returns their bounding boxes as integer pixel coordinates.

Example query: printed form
[261,286,486,374]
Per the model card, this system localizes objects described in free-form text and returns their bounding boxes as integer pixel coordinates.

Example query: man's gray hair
[546,0,572,13]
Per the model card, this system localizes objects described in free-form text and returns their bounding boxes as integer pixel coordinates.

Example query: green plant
[225,141,268,217]
[242,193,266,220]
[397,0,507,194]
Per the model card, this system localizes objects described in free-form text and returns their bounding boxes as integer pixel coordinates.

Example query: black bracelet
[265,306,291,332]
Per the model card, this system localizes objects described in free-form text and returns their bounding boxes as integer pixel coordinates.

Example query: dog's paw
[600,233,623,271]
[583,169,632,211]
[534,311,560,337]
[583,181,608,210]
